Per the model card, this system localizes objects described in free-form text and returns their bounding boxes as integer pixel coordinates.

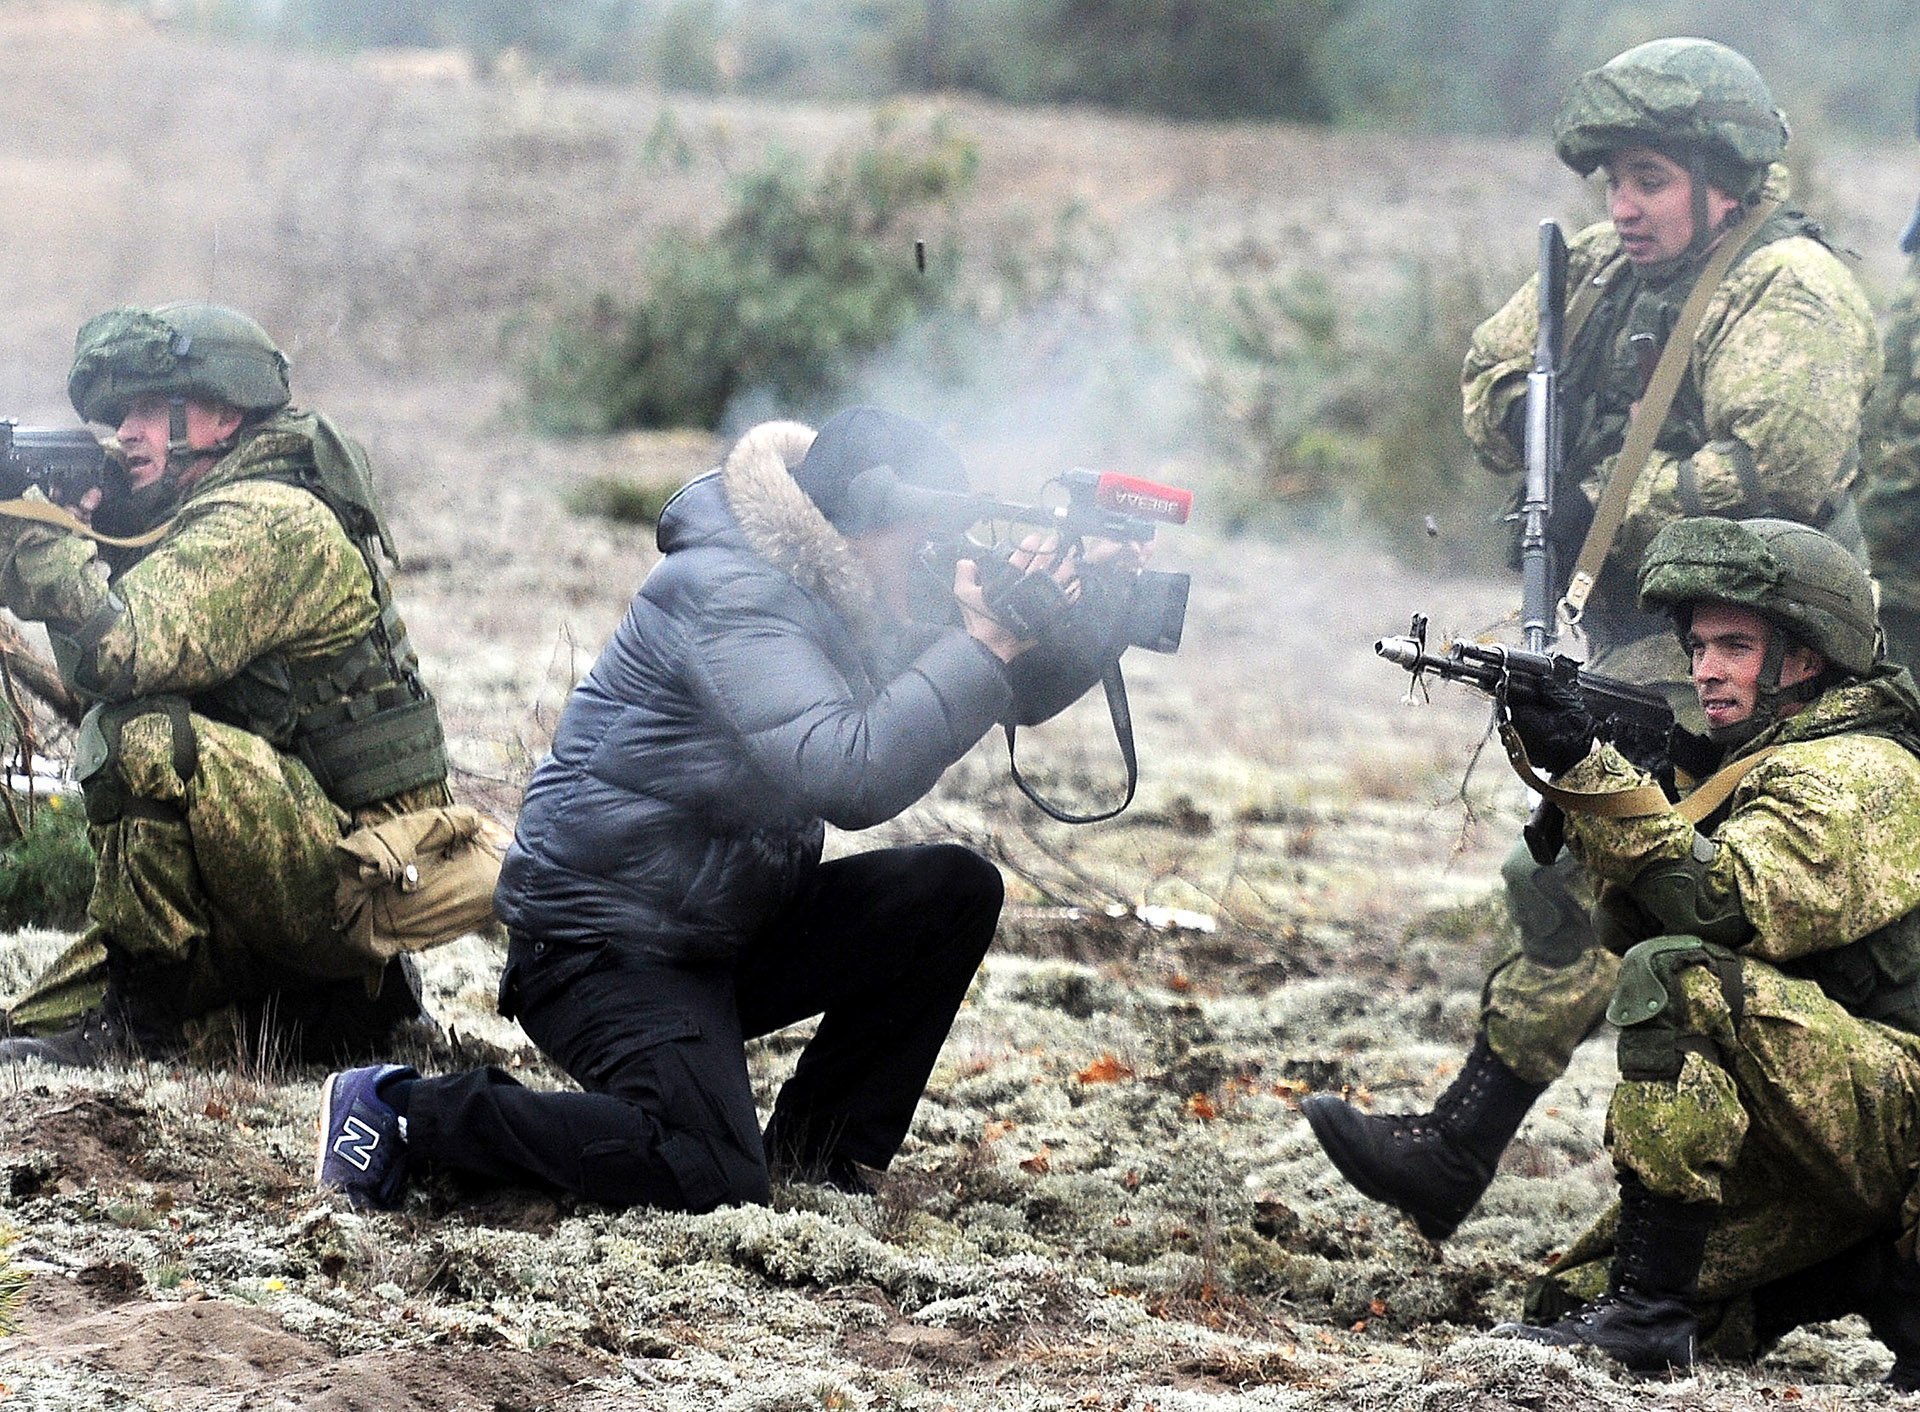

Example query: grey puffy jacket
[494,420,1093,965]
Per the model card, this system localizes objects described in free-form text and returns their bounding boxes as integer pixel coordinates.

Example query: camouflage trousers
[6,703,407,1039]
[1482,841,1617,1086]
[1483,625,1697,1084]
[1533,949,1920,1331]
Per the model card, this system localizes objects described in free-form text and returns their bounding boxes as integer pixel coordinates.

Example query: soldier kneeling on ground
[1489,516,1920,1387]
[0,302,456,1067]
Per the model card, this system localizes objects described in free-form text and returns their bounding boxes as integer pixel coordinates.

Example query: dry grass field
[2,3,1918,1408]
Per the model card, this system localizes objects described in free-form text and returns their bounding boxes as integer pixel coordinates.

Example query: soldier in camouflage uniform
[0,303,451,1065]
[1304,38,1882,1243]
[1858,89,1920,671]
[1494,516,1920,1384]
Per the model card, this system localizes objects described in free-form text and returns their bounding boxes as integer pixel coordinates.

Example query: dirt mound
[9,1287,606,1410]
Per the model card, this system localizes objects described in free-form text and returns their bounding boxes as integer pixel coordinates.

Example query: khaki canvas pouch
[335,805,510,963]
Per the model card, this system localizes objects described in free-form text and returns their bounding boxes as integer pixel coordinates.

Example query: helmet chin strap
[161,396,240,484]
[1685,152,1727,261]
[162,397,193,481]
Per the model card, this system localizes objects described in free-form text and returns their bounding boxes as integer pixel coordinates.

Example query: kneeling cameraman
[319,407,1135,1211]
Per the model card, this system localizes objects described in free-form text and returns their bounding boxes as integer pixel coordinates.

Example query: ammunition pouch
[1609,935,1745,1082]
[335,805,507,965]
[195,601,447,812]
[75,695,198,826]
[1786,909,1920,1036]
[298,691,447,812]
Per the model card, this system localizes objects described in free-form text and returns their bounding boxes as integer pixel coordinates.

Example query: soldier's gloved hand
[0,459,32,501]
[1505,674,1596,776]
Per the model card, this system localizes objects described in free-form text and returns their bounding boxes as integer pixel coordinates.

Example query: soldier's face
[1603,147,1738,265]
[1687,602,1825,727]
[115,395,245,490]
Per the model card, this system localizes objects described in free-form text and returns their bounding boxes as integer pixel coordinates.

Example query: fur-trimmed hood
[661,419,878,622]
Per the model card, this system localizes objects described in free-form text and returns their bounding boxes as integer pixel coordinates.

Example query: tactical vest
[1555,209,1858,647]
[119,428,447,813]
[1785,909,1920,1035]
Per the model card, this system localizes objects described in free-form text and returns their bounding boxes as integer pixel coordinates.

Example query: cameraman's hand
[956,558,1034,662]
[1505,674,1597,777]
[956,534,1085,663]
[1074,535,1150,574]
[1004,531,1089,584]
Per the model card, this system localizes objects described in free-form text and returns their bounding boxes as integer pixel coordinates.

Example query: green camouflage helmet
[68,302,291,426]
[1553,38,1789,199]
[1638,517,1880,675]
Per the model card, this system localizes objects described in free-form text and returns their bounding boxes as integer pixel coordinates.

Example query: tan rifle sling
[1498,718,1779,824]
[1557,197,1784,630]
[0,496,171,549]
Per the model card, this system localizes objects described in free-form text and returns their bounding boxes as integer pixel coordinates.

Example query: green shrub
[1193,257,1517,571]
[564,474,682,526]
[0,795,95,932]
[528,120,977,433]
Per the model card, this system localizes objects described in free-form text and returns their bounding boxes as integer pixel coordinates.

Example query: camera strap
[1003,658,1137,824]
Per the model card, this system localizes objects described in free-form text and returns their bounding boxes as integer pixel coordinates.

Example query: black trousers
[409,844,1002,1212]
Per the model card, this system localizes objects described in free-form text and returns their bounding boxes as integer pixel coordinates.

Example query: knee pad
[1609,935,1745,1082]
[76,696,199,826]
[1503,844,1592,968]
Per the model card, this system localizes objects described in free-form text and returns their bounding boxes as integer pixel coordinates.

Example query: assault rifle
[1376,613,1674,774]
[1515,220,1567,652]
[0,422,112,507]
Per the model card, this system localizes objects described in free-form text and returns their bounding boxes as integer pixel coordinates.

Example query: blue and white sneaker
[316,1064,416,1210]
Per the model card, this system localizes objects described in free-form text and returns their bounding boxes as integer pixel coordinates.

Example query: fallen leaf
[1077,1053,1135,1084]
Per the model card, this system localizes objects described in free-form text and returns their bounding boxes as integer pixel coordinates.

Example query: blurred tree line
[147,0,1920,138]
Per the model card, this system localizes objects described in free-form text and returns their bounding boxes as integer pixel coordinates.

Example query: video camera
[918,467,1194,823]
[929,468,1193,656]
[0,422,114,507]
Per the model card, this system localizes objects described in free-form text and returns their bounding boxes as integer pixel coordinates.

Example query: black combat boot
[1756,1235,1920,1391]
[1868,1252,1920,1393]
[0,975,183,1067]
[1499,1176,1710,1373]
[251,955,440,1065]
[1301,1035,1548,1241]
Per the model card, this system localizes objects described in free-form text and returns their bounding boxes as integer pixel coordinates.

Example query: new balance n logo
[331,1115,382,1172]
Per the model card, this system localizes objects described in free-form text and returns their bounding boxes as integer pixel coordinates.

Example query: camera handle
[1002,657,1137,824]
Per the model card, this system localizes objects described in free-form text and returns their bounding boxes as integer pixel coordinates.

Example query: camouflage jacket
[1859,251,1920,612]
[0,413,447,817]
[0,414,380,705]
[1561,673,1920,970]
[1464,165,1881,650]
